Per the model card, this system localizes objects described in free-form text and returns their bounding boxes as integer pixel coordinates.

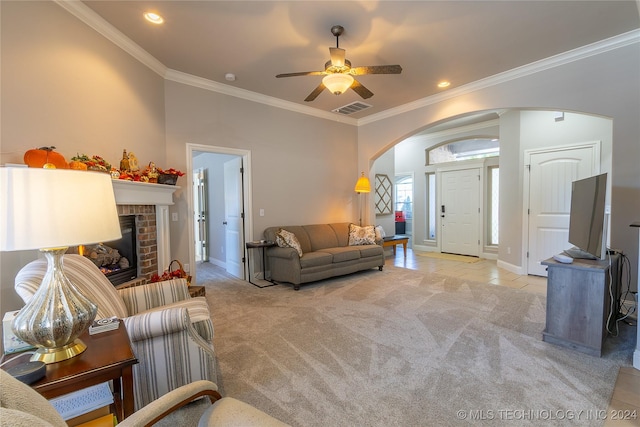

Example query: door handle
[223,221,228,225]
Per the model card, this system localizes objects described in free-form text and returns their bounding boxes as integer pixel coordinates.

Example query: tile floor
[389,246,639,426]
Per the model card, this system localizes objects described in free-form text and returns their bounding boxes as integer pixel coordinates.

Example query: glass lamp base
[31,339,88,364]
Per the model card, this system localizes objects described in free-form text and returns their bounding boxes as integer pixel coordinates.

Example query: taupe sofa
[264,222,384,290]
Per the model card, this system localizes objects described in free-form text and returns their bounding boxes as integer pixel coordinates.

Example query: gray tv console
[541,254,621,357]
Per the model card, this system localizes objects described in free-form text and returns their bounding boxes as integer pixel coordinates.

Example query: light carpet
[196,265,634,426]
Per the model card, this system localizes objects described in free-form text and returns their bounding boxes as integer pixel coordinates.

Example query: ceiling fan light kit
[276,25,402,102]
[323,73,354,95]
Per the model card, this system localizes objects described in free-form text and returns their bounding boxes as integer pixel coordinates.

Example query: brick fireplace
[111,180,178,281]
[115,205,156,281]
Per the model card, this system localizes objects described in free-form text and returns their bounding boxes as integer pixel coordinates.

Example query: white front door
[526,144,598,276]
[224,157,244,279]
[441,168,480,256]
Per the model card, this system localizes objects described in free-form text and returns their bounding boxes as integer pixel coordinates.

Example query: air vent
[332,101,372,115]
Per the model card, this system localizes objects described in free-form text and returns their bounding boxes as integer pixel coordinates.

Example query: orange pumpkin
[24,146,68,169]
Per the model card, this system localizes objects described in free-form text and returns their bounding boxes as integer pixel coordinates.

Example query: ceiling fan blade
[350,65,402,75]
[329,47,346,67]
[304,82,326,102]
[350,79,374,99]
[276,71,325,78]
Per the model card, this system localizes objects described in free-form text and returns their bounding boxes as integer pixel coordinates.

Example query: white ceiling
[81,1,639,120]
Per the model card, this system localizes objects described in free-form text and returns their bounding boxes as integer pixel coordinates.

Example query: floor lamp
[0,167,122,363]
[354,172,371,226]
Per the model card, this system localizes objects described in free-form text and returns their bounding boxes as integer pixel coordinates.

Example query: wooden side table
[382,236,409,258]
[29,323,138,422]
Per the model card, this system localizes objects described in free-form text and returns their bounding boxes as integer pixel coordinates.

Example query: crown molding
[165,70,358,125]
[358,29,640,126]
[55,0,638,128]
[54,0,167,77]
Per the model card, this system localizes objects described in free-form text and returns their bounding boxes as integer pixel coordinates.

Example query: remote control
[553,253,573,264]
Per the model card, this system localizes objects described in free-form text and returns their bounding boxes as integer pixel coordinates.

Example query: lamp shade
[1,167,122,251]
[354,171,371,193]
[323,73,354,95]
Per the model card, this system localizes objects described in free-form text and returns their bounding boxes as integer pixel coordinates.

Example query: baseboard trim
[208,257,226,269]
[496,260,525,275]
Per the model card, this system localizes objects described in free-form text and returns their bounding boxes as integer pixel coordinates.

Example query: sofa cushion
[348,224,376,245]
[276,229,303,257]
[303,224,339,251]
[320,247,361,263]
[299,251,333,268]
[358,244,384,258]
[329,223,351,247]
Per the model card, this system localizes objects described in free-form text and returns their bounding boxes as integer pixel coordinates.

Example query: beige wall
[1,1,166,316]
[163,81,359,264]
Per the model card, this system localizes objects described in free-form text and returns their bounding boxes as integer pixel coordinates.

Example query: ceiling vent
[332,101,372,115]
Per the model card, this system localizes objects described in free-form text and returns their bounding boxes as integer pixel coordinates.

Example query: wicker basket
[150,259,192,285]
[168,259,192,285]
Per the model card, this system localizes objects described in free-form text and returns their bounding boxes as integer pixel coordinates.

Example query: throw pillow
[374,225,386,241]
[349,224,376,246]
[275,228,303,257]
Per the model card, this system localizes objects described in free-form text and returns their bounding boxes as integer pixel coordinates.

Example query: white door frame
[186,144,253,281]
[522,141,600,275]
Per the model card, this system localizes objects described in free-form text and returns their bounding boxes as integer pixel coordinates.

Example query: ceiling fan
[276,25,402,102]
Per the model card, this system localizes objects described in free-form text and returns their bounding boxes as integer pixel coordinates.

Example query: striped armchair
[14,254,217,411]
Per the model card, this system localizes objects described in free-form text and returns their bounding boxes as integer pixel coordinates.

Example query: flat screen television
[565,173,608,260]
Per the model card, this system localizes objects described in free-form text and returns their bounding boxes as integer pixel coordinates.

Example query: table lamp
[0,167,122,363]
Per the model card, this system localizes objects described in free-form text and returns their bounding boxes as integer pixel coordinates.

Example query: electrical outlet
[171,213,178,221]
[259,209,265,217]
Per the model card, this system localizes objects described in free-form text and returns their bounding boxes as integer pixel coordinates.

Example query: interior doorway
[524,142,600,276]
[187,145,253,282]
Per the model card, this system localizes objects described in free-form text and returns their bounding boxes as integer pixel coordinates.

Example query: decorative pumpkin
[24,146,68,169]
[69,160,88,170]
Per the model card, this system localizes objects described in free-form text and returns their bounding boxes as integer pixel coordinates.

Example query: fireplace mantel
[111,180,179,276]
[112,180,178,206]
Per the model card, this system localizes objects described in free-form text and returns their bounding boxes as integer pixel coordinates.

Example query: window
[488,166,499,245]
[427,173,436,240]
[395,175,413,234]
[427,138,499,165]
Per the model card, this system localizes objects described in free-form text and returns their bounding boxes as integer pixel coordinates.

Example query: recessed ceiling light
[144,12,164,24]
[437,81,451,88]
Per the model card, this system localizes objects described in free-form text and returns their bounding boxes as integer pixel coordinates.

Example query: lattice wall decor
[375,174,392,215]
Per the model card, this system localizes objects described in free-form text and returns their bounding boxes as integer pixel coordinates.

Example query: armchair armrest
[136,297,214,341]
[122,307,191,342]
[118,380,221,427]
[117,278,190,314]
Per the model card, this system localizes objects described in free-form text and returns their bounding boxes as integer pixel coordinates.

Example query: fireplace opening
[76,215,138,286]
